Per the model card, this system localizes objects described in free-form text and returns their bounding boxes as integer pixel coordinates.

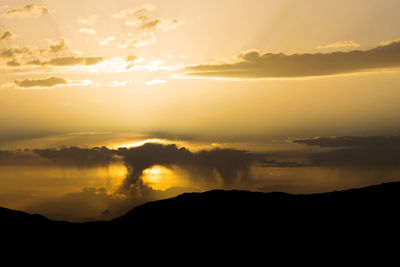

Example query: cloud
[77,15,98,25]
[117,32,156,48]
[14,77,67,88]
[25,56,105,66]
[99,36,115,46]
[156,18,183,32]
[6,60,21,67]
[0,30,13,43]
[112,4,156,21]
[125,55,138,69]
[184,40,400,79]
[0,46,35,59]
[2,3,48,18]
[28,143,257,190]
[146,79,167,86]
[316,41,360,50]
[119,143,257,191]
[293,136,400,168]
[33,146,116,167]
[1,39,69,61]
[77,28,97,35]
[113,4,182,32]
[0,41,104,70]
[47,38,69,53]
[129,16,183,32]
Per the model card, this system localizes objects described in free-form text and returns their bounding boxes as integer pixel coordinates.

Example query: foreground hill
[1,182,400,241]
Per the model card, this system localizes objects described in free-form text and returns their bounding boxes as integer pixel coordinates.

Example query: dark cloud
[7,60,21,67]
[258,159,309,168]
[119,143,257,192]
[47,38,69,53]
[294,136,400,148]
[3,3,48,18]
[1,46,34,59]
[25,56,105,67]
[14,77,68,88]
[3,144,258,184]
[14,77,67,88]
[185,41,400,78]
[0,30,13,43]
[0,150,48,165]
[294,136,400,168]
[33,146,117,167]
[136,16,160,30]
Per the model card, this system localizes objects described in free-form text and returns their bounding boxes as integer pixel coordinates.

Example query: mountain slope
[1,182,400,239]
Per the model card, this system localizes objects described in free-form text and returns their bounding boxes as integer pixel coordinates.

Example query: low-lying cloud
[185,40,400,78]
[294,136,400,168]
[30,143,258,189]
[2,137,400,221]
[119,143,256,192]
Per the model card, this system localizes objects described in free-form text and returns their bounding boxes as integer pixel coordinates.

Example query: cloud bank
[29,143,257,189]
[185,41,400,78]
[294,136,400,168]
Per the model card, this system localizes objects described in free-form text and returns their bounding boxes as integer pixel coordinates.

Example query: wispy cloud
[2,3,48,18]
[126,16,183,32]
[77,28,97,35]
[112,4,156,21]
[117,32,156,48]
[99,36,115,46]
[146,79,167,86]
[77,15,99,25]
[317,41,360,50]
[113,3,183,49]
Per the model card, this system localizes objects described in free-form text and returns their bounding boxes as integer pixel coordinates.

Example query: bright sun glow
[116,138,167,149]
[142,165,184,191]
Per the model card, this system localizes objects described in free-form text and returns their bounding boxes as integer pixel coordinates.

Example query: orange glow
[114,138,167,149]
[142,165,187,191]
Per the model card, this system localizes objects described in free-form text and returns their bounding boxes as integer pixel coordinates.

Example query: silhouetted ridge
[1,182,400,240]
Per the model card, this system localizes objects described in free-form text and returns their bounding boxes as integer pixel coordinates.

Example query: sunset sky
[1,0,400,221]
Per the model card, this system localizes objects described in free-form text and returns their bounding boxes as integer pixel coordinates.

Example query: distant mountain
[2,182,400,242]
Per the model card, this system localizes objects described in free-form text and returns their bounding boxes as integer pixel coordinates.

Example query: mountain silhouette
[2,182,400,244]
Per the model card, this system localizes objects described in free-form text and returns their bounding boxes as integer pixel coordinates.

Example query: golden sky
[1,0,400,148]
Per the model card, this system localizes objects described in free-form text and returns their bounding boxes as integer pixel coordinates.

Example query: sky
[1,0,400,221]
